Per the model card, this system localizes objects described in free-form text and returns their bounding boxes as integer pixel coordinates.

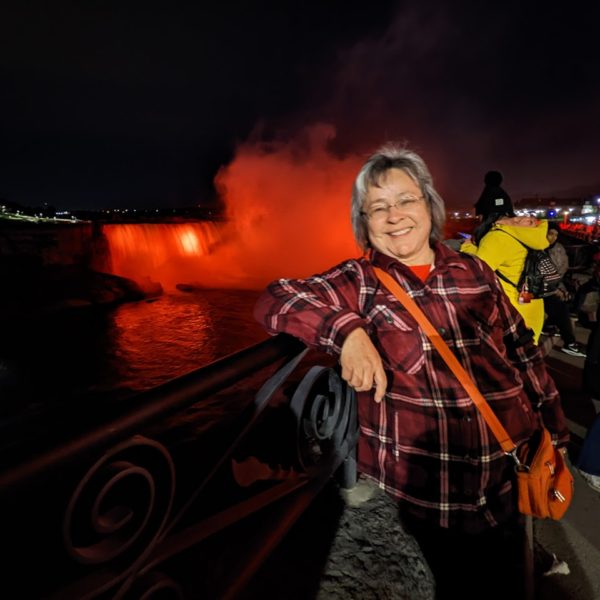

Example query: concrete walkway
[534,322,600,600]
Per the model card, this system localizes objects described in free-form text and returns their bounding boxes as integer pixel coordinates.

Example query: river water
[0,289,267,420]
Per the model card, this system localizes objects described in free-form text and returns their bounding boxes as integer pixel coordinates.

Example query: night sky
[1,1,600,211]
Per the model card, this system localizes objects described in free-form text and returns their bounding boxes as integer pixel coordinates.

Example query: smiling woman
[253,142,569,599]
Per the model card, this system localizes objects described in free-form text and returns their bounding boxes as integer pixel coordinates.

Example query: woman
[461,214,549,344]
[546,222,569,278]
[543,223,586,356]
[254,144,567,599]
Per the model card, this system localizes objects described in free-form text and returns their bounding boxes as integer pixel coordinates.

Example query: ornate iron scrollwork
[61,436,175,597]
[290,366,357,476]
[3,336,360,598]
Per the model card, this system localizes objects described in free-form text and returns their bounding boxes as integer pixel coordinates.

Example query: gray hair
[351,144,446,251]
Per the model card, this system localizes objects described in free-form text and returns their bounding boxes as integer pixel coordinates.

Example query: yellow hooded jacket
[461,220,549,344]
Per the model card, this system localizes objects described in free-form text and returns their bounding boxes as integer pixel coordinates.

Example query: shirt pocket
[366,304,425,375]
[485,393,537,445]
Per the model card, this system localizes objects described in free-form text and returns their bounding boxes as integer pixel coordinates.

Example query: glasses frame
[360,195,426,220]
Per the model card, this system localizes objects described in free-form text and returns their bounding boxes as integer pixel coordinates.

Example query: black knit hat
[547,221,561,232]
[474,170,514,217]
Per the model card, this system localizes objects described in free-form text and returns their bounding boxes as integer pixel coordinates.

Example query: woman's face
[363,168,434,265]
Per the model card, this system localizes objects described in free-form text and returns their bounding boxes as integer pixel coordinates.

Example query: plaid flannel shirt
[254,242,569,532]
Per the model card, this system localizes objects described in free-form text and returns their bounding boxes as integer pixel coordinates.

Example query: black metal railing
[0,333,358,599]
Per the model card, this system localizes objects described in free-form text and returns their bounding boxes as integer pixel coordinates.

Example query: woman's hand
[340,328,387,403]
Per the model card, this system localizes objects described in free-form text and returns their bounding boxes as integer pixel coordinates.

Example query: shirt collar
[370,241,468,274]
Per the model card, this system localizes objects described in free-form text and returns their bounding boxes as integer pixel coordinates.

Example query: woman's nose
[386,203,405,220]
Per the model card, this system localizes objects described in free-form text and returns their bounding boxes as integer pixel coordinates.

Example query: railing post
[336,445,357,489]
[336,386,358,490]
[523,515,535,600]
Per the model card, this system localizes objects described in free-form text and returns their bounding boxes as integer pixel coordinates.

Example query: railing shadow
[0,333,358,599]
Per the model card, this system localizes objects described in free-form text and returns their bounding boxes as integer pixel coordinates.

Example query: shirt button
[438,327,447,336]
[464,489,474,497]
[385,315,393,324]
[463,415,472,422]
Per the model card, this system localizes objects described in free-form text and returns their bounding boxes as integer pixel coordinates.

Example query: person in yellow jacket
[461,214,549,344]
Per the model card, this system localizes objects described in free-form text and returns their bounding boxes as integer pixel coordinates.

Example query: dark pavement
[533,323,600,600]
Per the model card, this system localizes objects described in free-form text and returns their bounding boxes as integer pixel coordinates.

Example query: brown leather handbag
[373,267,573,520]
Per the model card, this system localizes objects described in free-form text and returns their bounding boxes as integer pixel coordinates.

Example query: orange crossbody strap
[373,267,517,455]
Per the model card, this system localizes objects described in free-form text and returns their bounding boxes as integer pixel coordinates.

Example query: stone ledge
[318,478,434,600]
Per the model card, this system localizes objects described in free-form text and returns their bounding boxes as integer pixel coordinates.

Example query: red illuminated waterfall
[102,127,475,292]
[101,129,366,290]
[104,222,227,289]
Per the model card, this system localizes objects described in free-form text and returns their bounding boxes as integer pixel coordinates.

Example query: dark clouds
[295,2,600,204]
[1,1,599,209]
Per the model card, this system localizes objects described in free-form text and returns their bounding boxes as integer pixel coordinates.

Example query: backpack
[494,231,562,299]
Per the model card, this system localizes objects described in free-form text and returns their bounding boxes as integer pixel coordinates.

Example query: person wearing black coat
[474,170,514,218]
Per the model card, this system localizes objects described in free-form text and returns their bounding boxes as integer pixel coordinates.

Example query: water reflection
[0,290,266,420]
[110,290,266,391]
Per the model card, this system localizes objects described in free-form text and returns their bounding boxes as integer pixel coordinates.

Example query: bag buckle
[507,447,528,472]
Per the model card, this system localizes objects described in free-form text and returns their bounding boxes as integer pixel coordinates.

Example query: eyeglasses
[361,195,425,220]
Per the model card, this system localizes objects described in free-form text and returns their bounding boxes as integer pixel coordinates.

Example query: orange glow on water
[179,229,201,254]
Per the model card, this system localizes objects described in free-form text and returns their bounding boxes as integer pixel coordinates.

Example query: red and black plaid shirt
[254,242,568,532]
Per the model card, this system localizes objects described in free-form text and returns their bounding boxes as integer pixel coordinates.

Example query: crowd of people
[465,170,600,499]
[463,171,595,358]
[253,145,598,599]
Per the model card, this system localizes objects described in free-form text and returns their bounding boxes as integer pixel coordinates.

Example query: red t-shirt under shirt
[408,264,431,282]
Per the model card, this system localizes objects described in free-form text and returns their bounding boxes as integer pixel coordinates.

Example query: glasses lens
[365,195,422,219]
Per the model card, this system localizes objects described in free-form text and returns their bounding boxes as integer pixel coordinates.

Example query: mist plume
[105,124,365,290]
[211,123,364,287]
